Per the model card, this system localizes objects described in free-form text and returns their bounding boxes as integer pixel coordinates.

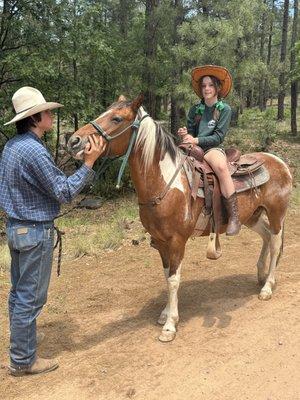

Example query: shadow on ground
[41,273,259,357]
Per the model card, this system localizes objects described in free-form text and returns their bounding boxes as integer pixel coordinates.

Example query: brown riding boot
[224,192,241,236]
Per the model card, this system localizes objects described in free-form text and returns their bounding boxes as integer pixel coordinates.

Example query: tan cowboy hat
[4,86,63,126]
[191,65,232,98]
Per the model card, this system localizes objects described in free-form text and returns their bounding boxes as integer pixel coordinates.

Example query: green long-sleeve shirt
[187,102,232,151]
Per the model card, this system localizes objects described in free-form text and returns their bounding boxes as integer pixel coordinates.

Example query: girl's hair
[16,112,42,134]
[199,75,221,98]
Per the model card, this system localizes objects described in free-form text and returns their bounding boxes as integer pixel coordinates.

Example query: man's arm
[27,135,106,203]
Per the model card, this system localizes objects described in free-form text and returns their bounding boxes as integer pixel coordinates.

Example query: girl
[178,65,241,235]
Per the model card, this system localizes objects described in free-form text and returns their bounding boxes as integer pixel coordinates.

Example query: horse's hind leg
[258,226,283,300]
[246,213,271,285]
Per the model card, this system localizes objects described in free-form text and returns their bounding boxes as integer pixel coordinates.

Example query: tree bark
[143,0,159,118]
[277,0,289,121]
[291,0,298,135]
[258,1,267,111]
[263,0,276,107]
[170,0,184,136]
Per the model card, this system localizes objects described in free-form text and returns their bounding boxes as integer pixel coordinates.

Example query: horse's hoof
[157,315,167,325]
[258,290,272,301]
[158,330,176,342]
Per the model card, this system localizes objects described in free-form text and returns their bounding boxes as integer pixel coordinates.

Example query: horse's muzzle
[67,135,88,159]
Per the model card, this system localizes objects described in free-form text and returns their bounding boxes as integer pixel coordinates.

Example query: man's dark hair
[16,112,42,134]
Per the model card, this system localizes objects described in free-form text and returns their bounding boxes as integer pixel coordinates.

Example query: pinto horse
[68,95,293,342]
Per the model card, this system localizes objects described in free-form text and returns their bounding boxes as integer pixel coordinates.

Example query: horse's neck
[129,148,160,194]
[129,148,178,201]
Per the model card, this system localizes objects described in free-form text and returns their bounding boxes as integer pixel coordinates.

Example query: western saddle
[179,144,269,259]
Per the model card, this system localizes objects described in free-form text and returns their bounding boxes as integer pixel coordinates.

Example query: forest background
[0,0,300,194]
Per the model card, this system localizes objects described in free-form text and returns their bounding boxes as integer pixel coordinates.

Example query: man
[0,86,106,376]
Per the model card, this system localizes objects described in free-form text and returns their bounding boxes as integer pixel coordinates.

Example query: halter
[89,113,149,188]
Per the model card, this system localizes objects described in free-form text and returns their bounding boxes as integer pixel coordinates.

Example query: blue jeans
[6,219,54,367]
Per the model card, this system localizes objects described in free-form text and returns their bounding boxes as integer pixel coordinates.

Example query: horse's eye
[112,116,123,123]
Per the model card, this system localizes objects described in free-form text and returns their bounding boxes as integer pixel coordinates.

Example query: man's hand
[84,134,107,168]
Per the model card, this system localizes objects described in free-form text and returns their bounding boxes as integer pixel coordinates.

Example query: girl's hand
[177,127,188,137]
[182,134,198,145]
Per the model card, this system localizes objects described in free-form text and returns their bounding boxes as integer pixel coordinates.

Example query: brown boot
[223,192,241,236]
[9,357,59,377]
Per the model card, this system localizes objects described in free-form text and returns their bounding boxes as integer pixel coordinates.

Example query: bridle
[88,113,150,187]
[90,113,150,144]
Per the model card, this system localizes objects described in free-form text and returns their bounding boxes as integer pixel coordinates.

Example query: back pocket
[13,226,39,251]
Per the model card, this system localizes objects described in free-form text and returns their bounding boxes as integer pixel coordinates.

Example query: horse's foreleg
[259,226,283,300]
[247,214,271,285]
[157,265,170,325]
[159,238,185,342]
[151,238,170,325]
[156,245,170,325]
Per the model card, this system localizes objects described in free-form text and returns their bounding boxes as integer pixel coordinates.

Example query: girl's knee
[213,162,228,176]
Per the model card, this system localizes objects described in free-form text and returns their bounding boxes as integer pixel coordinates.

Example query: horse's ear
[117,95,127,102]
[131,93,144,112]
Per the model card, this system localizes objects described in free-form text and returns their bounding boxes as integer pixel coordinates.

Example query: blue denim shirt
[0,131,95,221]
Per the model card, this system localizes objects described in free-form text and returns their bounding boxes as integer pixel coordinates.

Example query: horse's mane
[135,106,179,170]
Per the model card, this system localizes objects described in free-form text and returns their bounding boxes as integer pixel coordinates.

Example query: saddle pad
[183,163,270,197]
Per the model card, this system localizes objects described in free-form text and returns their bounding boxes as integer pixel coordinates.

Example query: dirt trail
[0,210,299,400]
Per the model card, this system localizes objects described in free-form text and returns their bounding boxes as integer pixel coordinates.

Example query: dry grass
[55,196,140,260]
[0,242,10,280]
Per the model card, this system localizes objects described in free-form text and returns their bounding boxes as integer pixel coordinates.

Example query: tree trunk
[291,0,298,135]
[170,95,180,137]
[232,37,245,124]
[277,0,289,121]
[170,0,184,135]
[73,57,79,131]
[143,0,159,118]
[258,1,267,111]
[263,0,276,108]
[55,108,61,163]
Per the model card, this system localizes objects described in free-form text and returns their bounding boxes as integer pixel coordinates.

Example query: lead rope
[54,226,64,276]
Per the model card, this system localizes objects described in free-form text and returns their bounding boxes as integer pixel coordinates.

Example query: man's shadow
[41,273,259,358]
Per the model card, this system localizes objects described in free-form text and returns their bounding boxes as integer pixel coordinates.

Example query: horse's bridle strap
[90,121,112,142]
[90,114,149,143]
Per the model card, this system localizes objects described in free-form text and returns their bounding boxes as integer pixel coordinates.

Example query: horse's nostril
[70,136,81,148]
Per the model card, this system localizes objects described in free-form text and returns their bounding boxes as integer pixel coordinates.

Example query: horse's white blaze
[96,110,112,119]
[263,153,293,180]
[163,265,181,332]
[159,154,184,193]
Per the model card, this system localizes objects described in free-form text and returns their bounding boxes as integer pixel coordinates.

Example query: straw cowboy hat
[4,86,63,126]
[191,65,232,98]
